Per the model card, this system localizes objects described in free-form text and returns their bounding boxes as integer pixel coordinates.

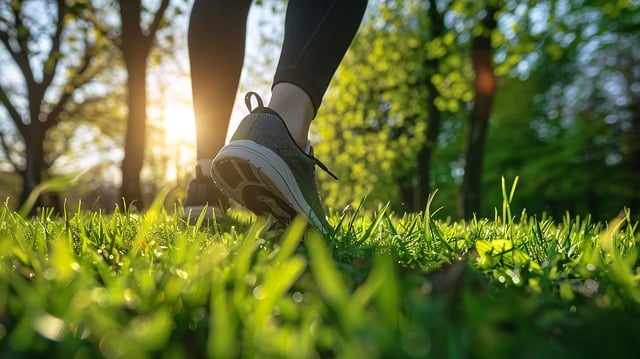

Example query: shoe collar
[244,91,338,181]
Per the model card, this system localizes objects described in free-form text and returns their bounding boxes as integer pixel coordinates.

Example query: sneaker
[210,92,336,233]
[183,166,228,220]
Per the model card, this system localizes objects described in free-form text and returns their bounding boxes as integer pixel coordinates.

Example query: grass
[1,180,640,358]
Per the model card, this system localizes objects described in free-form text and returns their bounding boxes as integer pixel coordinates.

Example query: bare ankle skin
[268,82,314,150]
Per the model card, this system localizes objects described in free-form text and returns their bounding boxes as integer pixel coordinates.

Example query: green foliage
[315,0,471,210]
[1,188,640,358]
[315,0,639,219]
[483,0,640,220]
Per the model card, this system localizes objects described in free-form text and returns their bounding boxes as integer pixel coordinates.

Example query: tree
[459,3,498,219]
[81,0,187,209]
[404,0,446,212]
[315,0,440,211]
[0,0,111,212]
[315,0,476,213]
[116,0,173,209]
[479,0,640,220]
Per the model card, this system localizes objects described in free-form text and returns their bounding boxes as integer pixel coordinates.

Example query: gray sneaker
[211,92,336,233]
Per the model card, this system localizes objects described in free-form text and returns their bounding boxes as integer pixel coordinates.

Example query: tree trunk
[18,78,62,213]
[118,0,170,209]
[118,1,153,209]
[399,0,444,212]
[120,55,148,208]
[19,126,44,205]
[1,0,95,215]
[626,94,640,214]
[460,111,490,219]
[412,62,442,212]
[459,7,498,220]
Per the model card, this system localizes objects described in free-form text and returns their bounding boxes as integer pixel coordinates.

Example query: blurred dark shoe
[183,166,228,221]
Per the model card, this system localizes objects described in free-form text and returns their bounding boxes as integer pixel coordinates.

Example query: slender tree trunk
[20,126,45,206]
[118,1,151,208]
[626,97,640,214]
[416,0,444,211]
[19,123,60,213]
[120,55,148,208]
[459,7,498,220]
[117,0,170,209]
[399,0,445,212]
[413,61,442,211]
[18,82,53,212]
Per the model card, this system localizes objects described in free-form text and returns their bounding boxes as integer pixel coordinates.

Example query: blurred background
[0,0,638,221]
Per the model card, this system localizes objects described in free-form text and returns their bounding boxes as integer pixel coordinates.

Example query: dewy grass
[1,186,640,358]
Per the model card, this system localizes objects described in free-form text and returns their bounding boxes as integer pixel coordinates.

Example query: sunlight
[148,97,197,182]
[162,102,196,145]
[139,2,281,184]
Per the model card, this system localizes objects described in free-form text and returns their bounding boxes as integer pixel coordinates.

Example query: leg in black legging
[188,0,252,161]
[268,0,368,149]
[273,0,368,112]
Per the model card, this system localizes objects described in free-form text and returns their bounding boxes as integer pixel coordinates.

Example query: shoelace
[244,91,338,180]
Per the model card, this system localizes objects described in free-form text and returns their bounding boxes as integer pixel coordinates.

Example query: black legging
[188,0,368,159]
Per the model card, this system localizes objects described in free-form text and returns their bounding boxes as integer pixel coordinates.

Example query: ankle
[268,83,314,150]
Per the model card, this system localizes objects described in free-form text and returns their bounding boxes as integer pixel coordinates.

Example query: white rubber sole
[211,140,322,228]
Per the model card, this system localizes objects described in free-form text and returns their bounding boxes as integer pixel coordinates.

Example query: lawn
[1,184,639,358]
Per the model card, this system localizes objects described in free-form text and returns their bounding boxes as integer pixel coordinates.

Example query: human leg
[211,0,368,231]
[189,0,252,165]
[184,0,252,219]
[270,0,369,149]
